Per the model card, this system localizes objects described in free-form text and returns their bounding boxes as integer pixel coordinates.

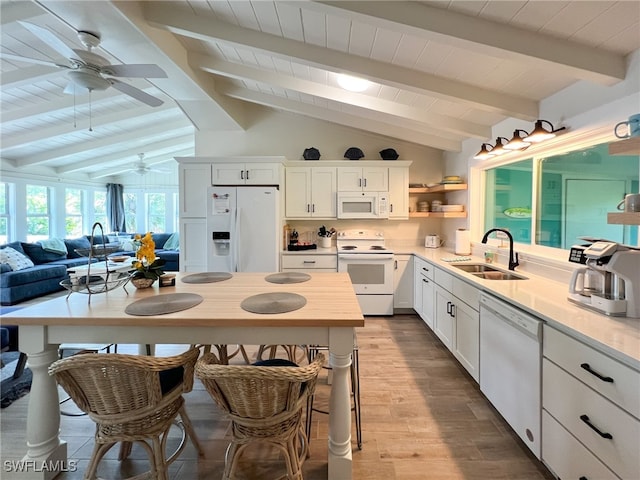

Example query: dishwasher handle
[480,294,541,340]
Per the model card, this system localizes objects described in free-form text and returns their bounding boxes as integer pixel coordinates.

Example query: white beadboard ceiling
[1,0,638,182]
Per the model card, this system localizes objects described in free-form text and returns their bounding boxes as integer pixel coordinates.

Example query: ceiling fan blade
[103,64,167,79]
[18,21,77,60]
[109,79,164,107]
[0,52,69,68]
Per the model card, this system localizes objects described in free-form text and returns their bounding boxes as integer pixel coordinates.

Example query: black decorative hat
[303,147,321,160]
[344,147,365,160]
[379,148,399,160]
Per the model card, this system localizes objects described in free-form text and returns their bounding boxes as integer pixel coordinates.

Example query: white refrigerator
[206,186,280,272]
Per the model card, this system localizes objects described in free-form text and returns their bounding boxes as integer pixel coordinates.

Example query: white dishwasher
[479,292,542,459]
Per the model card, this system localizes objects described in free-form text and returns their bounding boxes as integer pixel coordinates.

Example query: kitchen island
[2,272,364,480]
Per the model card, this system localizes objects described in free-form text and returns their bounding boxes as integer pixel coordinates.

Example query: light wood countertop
[3,272,364,329]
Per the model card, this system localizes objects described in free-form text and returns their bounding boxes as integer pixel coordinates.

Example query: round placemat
[181,272,233,284]
[240,292,307,314]
[264,272,311,284]
[125,293,204,316]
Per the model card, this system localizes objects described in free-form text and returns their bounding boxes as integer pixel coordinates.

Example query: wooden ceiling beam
[144,3,537,119]
[193,53,489,139]
[309,1,626,85]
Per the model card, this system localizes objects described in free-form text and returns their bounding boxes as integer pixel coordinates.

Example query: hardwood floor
[0,314,555,479]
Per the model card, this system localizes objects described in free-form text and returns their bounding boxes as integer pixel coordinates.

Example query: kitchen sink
[452,264,502,273]
[470,272,528,281]
[452,263,528,280]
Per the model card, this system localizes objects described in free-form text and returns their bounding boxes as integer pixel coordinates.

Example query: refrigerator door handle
[233,205,240,271]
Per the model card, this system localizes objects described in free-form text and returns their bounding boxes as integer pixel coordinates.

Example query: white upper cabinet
[337,166,388,192]
[388,167,409,219]
[179,163,211,217]
[285,166,337,218]
[212,162,281,185]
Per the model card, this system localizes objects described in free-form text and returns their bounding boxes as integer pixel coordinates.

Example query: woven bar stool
[196,350,324,480]
[49,347,203,480]
[305,343,362,450]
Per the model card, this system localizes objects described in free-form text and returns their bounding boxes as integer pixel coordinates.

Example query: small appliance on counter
[424,234,442,248]
[567,240,640,318]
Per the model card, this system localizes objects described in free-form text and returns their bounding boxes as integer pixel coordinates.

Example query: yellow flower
[131,232,165,280]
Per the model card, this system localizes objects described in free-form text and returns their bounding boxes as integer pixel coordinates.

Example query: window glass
[26,184,50,242]
[483,141,639,251]
[0,183,8,244]
[538,142,638,248]
[65,188,83,237]
[147,193,166,232]
[93,191,108,231]
[484,159,533,244]
[124,192,137,233]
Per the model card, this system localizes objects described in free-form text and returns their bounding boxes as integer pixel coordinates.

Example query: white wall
[195,108,448,244]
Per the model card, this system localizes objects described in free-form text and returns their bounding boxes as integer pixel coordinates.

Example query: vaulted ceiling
[1,1,638,182]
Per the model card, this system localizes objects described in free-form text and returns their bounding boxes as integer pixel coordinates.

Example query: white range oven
[337,229,394,315]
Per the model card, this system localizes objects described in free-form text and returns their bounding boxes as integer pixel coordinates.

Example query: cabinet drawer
[543,359,640,479]
[281,254,337,270]
[544,326,640,419]
[414,257,434,280]
[542,411,618,480]
[434,267,453,291]
[452,277,479,310]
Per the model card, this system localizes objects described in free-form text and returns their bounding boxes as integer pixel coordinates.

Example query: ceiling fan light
[67,69,110,91]
[504,129,531,150]
[473,143,494,160]
[337,74,370,92]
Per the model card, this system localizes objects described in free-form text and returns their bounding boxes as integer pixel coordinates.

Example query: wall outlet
[495,230,509,240]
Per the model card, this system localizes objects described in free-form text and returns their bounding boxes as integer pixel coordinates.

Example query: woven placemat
[125,293,204,316]
[181,272,233,284]
[240,292,306,314]
[264,272,311,284]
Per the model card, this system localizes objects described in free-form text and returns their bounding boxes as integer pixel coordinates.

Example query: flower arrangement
[131,232,166,280]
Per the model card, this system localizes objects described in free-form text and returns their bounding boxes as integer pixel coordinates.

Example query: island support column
[5,326,67,480]
[327,327,355,480]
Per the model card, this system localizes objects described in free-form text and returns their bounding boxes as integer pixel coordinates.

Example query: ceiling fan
[131,154,171,176]
[3,21,167,107]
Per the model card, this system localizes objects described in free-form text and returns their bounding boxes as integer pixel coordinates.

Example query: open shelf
[409,183,467,194]
[608,137,640,156]
[409,211,466,219]
[607,212,640,225]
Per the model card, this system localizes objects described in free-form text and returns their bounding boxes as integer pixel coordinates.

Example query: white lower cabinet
[393,254,413,310]
[281,253,337,273]
[179,218,207,272]
[542,411,618,480]
[433,266,479,382]
[542,325,640,480]
[413,256,434,328]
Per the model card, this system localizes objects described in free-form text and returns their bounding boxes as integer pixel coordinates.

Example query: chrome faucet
[481,228,519,271]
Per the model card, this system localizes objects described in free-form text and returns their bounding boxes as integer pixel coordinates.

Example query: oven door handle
[338,254,394,260]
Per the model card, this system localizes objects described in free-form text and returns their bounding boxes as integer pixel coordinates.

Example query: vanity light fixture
[524,119,566,143]
[473,143,494,160]
[504,129,531,151]
[488,137,510,156]
[337,74,370,92]
[474,119,567,160]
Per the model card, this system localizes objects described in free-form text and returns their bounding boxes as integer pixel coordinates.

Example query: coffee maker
[568,241,640,318]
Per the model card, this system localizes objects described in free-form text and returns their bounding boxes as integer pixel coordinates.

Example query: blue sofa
[0,233,179,305]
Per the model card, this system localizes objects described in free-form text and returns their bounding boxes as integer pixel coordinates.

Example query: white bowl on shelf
[440,204,464,212]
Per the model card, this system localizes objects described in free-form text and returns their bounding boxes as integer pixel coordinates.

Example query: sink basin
[451,263,528,280]
[471,272,528,281]
[452,264,502,273]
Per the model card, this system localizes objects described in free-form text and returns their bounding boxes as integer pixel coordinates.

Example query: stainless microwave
[337,191,389,219]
